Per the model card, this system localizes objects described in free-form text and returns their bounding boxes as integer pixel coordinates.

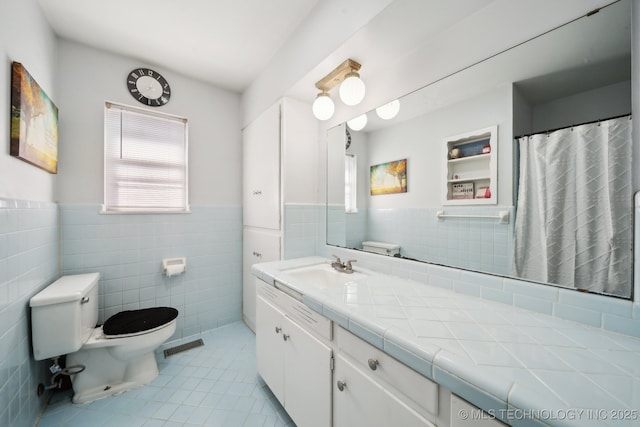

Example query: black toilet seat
[103,307,178,337]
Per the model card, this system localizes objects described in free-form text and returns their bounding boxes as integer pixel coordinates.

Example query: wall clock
[126,68,171,107]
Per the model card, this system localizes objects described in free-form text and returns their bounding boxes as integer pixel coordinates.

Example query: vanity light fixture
[312,59,365,121]
[347,113,367,131]
[339,71,366,106]
[312,91,334,121]
[376,99,400,120]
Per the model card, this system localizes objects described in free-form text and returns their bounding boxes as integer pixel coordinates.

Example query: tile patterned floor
[36,322,295,427]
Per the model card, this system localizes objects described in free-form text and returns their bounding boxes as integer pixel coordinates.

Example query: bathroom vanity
[252,257,640,427]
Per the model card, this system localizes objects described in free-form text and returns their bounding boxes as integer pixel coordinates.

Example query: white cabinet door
[284,317,332,427]
[242,229,280,331]
[334,355,434,427]
[256,294,333,427]
[256,296,285,403]
[242,102,281,229]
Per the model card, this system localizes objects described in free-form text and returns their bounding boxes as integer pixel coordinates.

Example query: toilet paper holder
[162,258,186,277]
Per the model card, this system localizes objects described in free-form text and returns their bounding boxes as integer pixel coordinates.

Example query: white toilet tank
[362,241,401,256]
[30,273,100,360]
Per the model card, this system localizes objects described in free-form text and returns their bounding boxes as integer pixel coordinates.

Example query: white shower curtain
[513,116,632,297]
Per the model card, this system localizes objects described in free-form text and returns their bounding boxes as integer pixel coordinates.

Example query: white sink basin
[280,263,366,288]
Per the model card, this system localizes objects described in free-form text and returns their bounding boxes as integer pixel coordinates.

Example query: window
[103,102,189,213]
[345,154,357,213]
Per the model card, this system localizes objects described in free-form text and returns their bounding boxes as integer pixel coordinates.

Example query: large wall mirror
[327,0,634,299]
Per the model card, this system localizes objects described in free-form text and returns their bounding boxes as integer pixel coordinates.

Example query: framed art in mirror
[370,158,407,195]
[10,61,59,174]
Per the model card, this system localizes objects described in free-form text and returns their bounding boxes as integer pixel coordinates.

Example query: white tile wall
[323,244,640,338]
[367,206,514,275]
[283,204,320,260]
[0,199,59,427]
[290,202,639,336]
[325,204,513,274]
[59,204,243,341]
[2,196,635,427]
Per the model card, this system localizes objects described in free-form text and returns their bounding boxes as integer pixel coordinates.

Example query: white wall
[327,124,346,206]
[531,81,631,132]
[56,40,242,205]
[348,130,370,210]
[282,97,319,204]
[0,0,58,202]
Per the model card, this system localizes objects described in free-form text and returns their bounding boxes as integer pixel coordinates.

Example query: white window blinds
[345,154,357,213]
[103,102,189,213]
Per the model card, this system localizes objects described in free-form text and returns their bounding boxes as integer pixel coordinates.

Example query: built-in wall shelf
[443,125,497,205]
[446,153,491,164]
[447,175,491,183]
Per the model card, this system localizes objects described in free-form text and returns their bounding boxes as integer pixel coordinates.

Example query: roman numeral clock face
[127,68,171,106]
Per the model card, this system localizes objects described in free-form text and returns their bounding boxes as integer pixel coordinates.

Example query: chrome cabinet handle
[282,334,290,341]
[368,358,379,371]
[337,380,347,391]
[275,326,281,334]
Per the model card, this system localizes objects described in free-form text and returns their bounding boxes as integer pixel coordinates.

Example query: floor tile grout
[36,322,295,427]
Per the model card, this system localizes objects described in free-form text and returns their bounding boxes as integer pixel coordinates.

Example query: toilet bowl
[66,308,178,403]
[30,273,179,404]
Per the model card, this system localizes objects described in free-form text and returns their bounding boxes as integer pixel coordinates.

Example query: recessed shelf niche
[443,125,497,205]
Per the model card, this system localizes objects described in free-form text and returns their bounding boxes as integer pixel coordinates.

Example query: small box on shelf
[475,186,491,199]
[452,182,474,199]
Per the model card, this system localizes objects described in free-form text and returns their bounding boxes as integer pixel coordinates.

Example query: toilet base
[72,380,139,404]
[68,351,160,404]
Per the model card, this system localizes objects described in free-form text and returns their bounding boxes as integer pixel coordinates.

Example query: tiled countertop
[252,257,640,427]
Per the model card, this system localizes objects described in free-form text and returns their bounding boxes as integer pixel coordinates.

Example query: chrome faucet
[331,255,357,274]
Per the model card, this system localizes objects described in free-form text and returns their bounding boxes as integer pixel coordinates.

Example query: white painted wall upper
[282,97,319,204]
[55,40,242,205]
[0,0,58,202]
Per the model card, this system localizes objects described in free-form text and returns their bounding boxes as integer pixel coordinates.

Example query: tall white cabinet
[242,98,318,332]
[243,103,281,230]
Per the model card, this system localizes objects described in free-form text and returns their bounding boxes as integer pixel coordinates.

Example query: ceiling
[37,0,320,92]
[37,0,500,100]
[37,0,624,116]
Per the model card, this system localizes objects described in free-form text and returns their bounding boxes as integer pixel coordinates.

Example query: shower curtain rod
[514,113,631,140]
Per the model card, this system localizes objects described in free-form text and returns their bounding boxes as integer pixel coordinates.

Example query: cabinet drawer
[334,354,435,427]
[336,326,437,418]
[256,279,332,341]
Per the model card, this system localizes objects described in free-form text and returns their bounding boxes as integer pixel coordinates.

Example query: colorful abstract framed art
[10,61,59,174]
[370,158,407,195]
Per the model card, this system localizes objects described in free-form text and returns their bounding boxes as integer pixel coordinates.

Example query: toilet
[30,272,178,404]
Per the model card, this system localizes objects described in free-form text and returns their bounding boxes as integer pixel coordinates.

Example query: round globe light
[312,93,335,121]
[339,73,366,106]
[347,113,368,131]
[375,99,401,120]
